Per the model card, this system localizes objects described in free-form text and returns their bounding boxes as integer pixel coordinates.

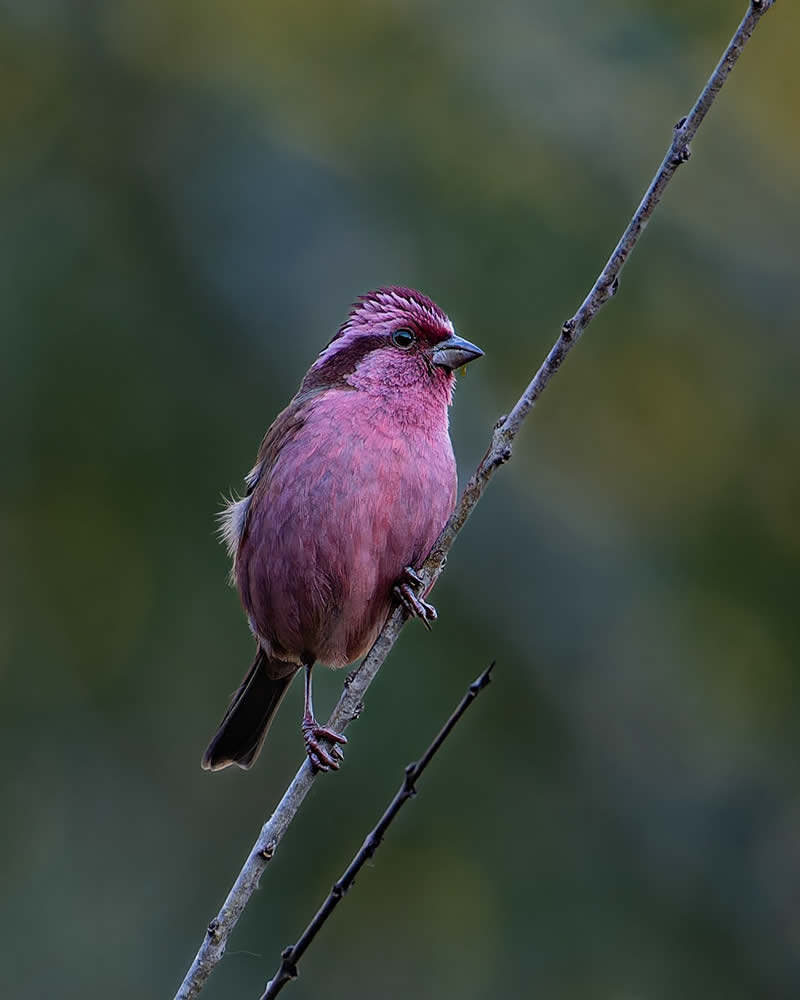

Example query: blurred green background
[3,1,799,997]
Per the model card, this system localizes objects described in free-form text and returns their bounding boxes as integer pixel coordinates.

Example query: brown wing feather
[218,395,313,565]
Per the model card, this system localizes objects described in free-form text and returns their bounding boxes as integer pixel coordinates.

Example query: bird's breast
[237,388,456,666]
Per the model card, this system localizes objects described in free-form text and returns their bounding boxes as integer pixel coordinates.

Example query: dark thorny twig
[259,662,496,998]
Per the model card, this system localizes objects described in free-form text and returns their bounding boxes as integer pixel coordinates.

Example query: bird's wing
[218,395,312,562]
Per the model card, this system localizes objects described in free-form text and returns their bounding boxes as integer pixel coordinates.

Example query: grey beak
[432,334,484,371]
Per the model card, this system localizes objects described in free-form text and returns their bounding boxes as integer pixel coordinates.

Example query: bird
[202,286,483,773]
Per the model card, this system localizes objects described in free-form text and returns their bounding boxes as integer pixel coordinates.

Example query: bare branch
[258,662,495,999]
[173,4,777,997]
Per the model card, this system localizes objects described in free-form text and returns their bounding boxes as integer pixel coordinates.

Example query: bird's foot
[394,566,437,631]
[302,717,348,772]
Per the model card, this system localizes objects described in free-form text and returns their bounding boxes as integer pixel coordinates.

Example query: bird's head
[301,286,483,405]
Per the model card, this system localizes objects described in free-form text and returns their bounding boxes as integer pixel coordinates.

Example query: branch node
[469,660,496,694]
[279,947,298,980]
[674,115,688,130]
[258,840,277,861]
[493,413,508,430]
[492,444,512,468]
[344,669,358,687]
[404,762,419,795]
[561,318,576,342]
[672,143,692,165]
[351,700,364,721]
[488,426,513,468]
[206,919,220,940]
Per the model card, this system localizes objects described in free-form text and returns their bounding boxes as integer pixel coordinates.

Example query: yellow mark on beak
[460,365,467,377]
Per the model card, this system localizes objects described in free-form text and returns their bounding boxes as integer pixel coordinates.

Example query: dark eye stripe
[299,334,386,395]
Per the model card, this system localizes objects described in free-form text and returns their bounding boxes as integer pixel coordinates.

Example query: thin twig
[173,4,777,997]
[258,661,496,999]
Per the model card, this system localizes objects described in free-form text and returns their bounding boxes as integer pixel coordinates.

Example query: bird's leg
[301,664,348,772]
[393,566,438,631]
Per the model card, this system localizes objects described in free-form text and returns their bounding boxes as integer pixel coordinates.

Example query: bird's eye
[392,328,416,349]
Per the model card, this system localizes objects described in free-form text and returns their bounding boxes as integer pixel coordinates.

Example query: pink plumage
[204,287,483,772]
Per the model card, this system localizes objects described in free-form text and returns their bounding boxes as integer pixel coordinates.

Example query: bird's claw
[302,719,348,772]
[394,566,437,630]
[403,566,426,589]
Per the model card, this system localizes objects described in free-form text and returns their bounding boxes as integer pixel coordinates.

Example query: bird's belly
[238,407,455,667]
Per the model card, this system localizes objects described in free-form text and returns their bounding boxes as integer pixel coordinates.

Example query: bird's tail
[201,649,295,771]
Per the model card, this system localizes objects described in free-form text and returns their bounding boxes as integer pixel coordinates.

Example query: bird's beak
[432,334,484,371]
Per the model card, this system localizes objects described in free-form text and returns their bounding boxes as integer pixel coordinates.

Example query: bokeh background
[3,1,799,997]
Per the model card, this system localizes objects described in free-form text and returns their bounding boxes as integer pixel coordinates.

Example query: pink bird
[202,287,483,772]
